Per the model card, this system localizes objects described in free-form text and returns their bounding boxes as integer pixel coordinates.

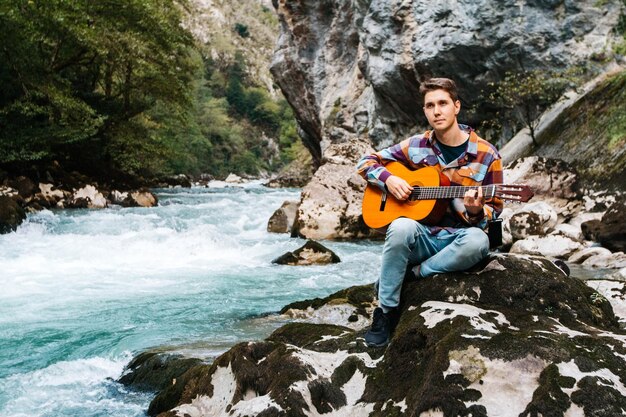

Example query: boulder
[141,255,626,417]
[0,195,26,234]
[267,200,299,234]
[118,351,203,417]
[582,252,626,269]
[37,183,66,208]
[568,247,613,264]
[504,157,580,200]
[110,190,130,206]
[280,284,376,330]
[581,197,626,253]
[70,185,107,208]
[551,223,583,242]
[272,240,341,266]
[510,235,583,258]
[130,189,158,208]
[224,173,243,184]
[508,201,558,240]
[291,140,377,240]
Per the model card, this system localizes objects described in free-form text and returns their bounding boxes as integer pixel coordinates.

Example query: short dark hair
[419,78,459,102]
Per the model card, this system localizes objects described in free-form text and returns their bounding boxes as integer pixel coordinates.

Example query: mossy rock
[272,240,341,265]
[140,254,626,417]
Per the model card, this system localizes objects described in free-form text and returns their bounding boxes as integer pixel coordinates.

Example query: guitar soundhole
[407,183,423,205]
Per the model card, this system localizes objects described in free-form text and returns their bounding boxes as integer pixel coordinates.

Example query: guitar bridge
[379,191,387,211]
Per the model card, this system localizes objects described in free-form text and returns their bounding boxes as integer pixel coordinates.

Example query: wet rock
[280,284,376,330]
[118,351,203,392]
[0,195,26,234]
[147,255,626,417]
[118,351,204,417]
[552,223,583,242]
[510,235,583,258]
[37,183,66,208]
[224,173,243,183]
[130,189,158,208]
[272,240,341,266]
[267,200,299,234]
[70,185,107,208]
[162,174,192,188]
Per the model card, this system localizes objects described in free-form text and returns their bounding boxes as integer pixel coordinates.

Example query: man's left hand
[464,187,484,216]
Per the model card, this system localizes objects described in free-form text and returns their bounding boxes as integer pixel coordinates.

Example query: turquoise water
[0,182,382,416]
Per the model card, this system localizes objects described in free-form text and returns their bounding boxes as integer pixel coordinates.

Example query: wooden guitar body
[362,163,450,229]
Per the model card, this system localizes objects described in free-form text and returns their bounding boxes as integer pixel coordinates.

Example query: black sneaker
[365,307,399,347]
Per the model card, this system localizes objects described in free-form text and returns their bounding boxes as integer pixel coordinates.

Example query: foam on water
[0,183,381,416]
[0,356,152,417]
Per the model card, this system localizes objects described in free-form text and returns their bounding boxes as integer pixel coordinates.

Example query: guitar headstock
[496,184,534,203]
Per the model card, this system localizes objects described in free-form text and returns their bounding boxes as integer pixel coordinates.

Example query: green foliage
[0,0,304,180]
[234,23,250,38]
[485,68,583,146]
[0,0,196,172]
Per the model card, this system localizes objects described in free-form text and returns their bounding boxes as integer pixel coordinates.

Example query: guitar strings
[410,185,498,200]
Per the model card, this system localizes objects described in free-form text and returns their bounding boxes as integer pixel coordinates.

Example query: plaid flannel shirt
[356,124,503,233]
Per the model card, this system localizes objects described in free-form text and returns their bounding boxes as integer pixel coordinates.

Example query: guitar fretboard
[411,185,498,200]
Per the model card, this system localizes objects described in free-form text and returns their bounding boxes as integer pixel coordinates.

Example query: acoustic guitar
[362,162,534,229]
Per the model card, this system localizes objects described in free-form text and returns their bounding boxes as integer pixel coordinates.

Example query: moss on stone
[267,322,351,349]
[279,283,375,314]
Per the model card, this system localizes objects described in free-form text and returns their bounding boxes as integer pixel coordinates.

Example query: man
[356,77,503,347]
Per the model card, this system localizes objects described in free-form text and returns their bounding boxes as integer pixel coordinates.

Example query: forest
[0,0,301,181]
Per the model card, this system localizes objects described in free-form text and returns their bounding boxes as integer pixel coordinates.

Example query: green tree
[487,69,580,146]
[0,0,197,175]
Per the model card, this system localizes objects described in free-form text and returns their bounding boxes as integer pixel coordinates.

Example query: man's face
[423,89,460,132]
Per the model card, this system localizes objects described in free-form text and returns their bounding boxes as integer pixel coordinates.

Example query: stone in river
[272,240,341,265]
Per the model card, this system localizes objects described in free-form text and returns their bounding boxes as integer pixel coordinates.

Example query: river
[0,182,382,417]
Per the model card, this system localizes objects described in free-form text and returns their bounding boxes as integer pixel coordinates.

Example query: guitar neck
[411,184,498,200]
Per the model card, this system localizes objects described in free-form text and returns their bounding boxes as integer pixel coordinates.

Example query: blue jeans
[378,217,490,309]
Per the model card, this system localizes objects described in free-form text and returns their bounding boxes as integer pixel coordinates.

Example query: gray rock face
[271,0,622,238]
[138,255,626,417]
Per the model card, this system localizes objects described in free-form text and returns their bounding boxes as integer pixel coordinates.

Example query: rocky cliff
[270,0,625,239]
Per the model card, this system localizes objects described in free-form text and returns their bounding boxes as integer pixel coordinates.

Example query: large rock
[581,197,626,253]
[510,235,583,258]
[291,140,376,240]
[140,255,626,417]
[272,240,341,266]
[70,185,107,208]
[267,200,299,234]
[272,1,621,162]
[130,189,158,208]
[0,195,26,234]
[508,201,558,240]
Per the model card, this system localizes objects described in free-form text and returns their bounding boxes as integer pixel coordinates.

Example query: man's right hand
[385,175,412,200]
